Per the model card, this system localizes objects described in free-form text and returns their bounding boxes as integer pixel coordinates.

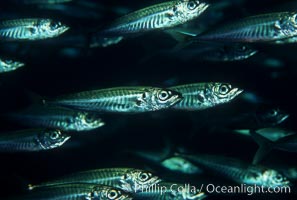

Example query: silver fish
[200,44,258,62]
[134,182,207,200]
[8,105,105,131]
[178,153,290,188]
[0,18,69,41]
[0,129,70,152]
[48,87,183,113]
[101,0,209,36]
[174,44,257,62]
[90,36,124,48]
[169,83,243,110]
[15,184,132,200]
[196,12,297,43]
[28,168,162,193]
[161,156,203,174]
[0,57,25,73]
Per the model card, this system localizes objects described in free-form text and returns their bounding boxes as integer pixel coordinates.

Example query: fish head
[64,112,103,131]
[256,108,289,126]
[39,129,70,149]
[258,169,291,188]
[122,169,162,192]
[37,19,69,38]
[152,89,183,110]
[225,44,258,61]
[2,59,25,70]
[144,88,182,111]
[73,112,105,131]
[91,186,132,200]
[205,83,243,105]
[275,12,297,38]
[162,156,200,174]
[173,1,209,23]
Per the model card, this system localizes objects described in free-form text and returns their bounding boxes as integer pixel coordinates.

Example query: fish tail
[250,130,274,164]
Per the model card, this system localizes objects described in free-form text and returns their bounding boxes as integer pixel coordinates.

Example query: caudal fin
[250,130,275,165]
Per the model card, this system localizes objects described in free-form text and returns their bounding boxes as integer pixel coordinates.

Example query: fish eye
[49,131,60,140]
[173,6,178,12]
[85,114,95,123]
[107,190,119,199]
[50,21,60,30]
[269,109,278,116]
[187,1,198,10]
[239,45,247,52]
[219,84,230,95]
[142,92,147,99]
[158,91,170,100]
[139,172,150,181]
[274,174,284,181]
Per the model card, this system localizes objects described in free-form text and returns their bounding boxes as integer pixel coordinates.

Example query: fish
[198,44,258,62]
[7,104,105,131]
[127,146,202,175]
[0,57,25,73]
[100,0,209,36]
[177,153,290,188]
[171,43,258,62]
[0,129,70,152]
[251,130,297,164]
[210,107,289,130]
[253,107,289,127]
[13,184,132,200]
[90,0,209,47]
[195,12,297,43]
[47,87,183,113]
[90,36,124,48]
[161,156,203,175]
[28,168,162,193]
[134,181,207,200]
[0,18,69,41]
[169,83,243,110]
[234,128,295,141]
[265,164,297,181]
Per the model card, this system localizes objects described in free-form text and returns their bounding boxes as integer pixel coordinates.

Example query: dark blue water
[0,0,296,199]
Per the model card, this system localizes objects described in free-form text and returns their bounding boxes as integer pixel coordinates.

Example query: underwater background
[0,0,297,199]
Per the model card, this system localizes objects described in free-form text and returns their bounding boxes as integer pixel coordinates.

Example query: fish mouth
[94,119,106,128]
[60,26,70,34]
[62,135,71,143]
[280,114,290,123]
[97,121,105,127]
[149,176,162,185]
[171,94,183,105]
[197,3,210,14]
[60,135,71,145]
[230,88,244,98]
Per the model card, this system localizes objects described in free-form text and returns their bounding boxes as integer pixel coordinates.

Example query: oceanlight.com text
[135,183,291,196]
